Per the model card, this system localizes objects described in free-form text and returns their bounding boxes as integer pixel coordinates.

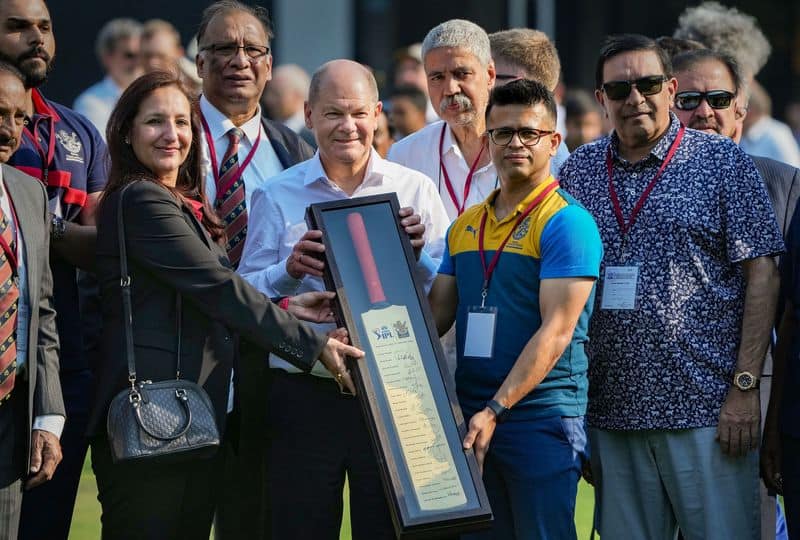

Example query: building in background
[47,0,800,139]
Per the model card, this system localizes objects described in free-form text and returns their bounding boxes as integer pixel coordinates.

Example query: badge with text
[600,265,639,310]
[464,306,498,359]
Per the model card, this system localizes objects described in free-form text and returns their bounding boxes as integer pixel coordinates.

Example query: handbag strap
[175,293,182,379]
[117,182,185,388]
[117,184,137,388]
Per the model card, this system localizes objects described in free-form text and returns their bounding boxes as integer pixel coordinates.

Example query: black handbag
[106,183,221,464]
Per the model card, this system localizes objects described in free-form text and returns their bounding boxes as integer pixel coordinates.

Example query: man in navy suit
[193,2,316,538]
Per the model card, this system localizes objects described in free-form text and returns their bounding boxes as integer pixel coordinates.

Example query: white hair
[421,19,491,67]
[674,1,771,78]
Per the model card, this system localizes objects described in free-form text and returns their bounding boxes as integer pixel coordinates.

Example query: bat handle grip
[347,212,386,304]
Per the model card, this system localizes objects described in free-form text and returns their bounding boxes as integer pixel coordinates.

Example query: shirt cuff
[33,415,66,439]
[266,257,304,295]
[415,250,439,293]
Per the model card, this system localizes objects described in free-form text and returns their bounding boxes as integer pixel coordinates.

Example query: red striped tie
[215,128,248,267]
[0,205,18,405]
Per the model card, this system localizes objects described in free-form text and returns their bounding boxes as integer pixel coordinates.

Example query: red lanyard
[607,125,685,238]
[439,124,484,216]
[0,189,20,270]
[22,114,56,184]
[200,112,262,196]
[478,180,560,300]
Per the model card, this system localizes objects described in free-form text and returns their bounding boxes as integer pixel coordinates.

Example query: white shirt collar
[441,122,493,173]
[302,148,387,189]
[199,95,263,145]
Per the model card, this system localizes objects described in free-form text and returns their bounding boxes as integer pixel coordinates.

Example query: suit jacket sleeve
[121,181,327,371]
[262,118,315,166]
[34,181,65,418]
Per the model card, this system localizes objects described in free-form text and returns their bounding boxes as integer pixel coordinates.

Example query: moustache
[689,120,719,132]
[19,47,51,64]
[0,136,17,147]
[439,93,473,114]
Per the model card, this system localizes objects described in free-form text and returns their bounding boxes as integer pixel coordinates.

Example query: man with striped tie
[0,62,63,540]
[194,2,315,538]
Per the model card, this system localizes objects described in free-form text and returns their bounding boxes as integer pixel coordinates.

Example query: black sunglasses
[674,90,735,111]
[601,76,668,100]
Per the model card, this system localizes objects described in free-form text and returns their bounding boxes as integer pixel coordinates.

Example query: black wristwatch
[486,399,510,423]
[50,214,66,242]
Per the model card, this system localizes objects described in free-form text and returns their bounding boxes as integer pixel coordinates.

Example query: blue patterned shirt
[559,114,784,430]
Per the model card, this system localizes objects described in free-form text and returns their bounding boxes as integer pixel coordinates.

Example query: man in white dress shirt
[388,19,497,221]
[238,59,449,540]
[73,18,142,138]
[193,2,314,538]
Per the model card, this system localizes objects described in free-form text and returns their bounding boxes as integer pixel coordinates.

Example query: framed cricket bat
[306,194,492,539]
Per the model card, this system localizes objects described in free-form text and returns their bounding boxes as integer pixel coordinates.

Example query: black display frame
[306,194,492,539]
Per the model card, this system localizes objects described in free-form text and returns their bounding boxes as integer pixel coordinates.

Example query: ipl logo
[372,326,393,340]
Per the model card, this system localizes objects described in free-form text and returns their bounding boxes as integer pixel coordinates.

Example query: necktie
[215,127,248,267]
[0,204,18,405]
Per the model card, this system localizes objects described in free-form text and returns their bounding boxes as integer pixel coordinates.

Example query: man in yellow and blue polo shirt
[429,79,602,540]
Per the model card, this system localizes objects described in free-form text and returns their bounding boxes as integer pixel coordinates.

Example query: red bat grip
[347,212,386,304]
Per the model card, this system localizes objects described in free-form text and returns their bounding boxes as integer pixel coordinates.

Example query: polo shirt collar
[199,95,263,146]
[303,148,388,189]
[483,174,557,224]
[609,112,681,163]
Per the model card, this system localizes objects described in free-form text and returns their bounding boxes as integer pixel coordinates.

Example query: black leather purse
[106,183,221,464]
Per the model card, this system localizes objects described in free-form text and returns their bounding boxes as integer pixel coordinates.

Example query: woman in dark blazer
[89,71,361,540]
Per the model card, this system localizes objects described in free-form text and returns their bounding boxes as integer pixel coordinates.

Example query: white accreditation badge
[464,306,498,359]
[600,265,639,310]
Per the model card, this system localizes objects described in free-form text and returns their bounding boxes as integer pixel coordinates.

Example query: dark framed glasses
[674,90,735,111]
[487,127,554,147]
[601,75,668,100]
[201,43,270,60]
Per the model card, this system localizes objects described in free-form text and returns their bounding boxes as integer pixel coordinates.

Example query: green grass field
[68,454,596,539]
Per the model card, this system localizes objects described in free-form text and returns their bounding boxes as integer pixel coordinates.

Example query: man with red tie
[0,61,64,540]
[193,2,315,537]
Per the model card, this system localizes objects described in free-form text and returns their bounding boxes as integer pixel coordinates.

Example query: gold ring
[335,371,344,381]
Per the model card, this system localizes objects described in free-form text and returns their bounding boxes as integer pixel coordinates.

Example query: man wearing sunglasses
[194,2,316,538]
[559,34,784,540]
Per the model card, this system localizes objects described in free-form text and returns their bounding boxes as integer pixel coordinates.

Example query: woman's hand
[318,337,364,395]
[287,291,337,323]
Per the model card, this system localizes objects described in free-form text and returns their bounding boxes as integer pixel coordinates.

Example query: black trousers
[91,433,224,540]
[267,371,395,540]
[784,434,800,540]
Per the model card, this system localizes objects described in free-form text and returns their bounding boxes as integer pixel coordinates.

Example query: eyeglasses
[486,127,554,147]
[674,90,735,111]
[601,75,668,100]
[201,43,270,60]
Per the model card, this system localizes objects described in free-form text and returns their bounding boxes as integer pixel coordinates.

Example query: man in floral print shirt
[559,34,784,540]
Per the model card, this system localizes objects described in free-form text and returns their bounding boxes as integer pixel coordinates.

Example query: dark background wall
[43,0,799,118]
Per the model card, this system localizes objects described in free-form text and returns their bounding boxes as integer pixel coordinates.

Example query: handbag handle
[116,182,184,388]
[132,388,193,440]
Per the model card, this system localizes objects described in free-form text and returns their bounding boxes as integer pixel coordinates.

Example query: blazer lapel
[180,203,213,249]
[3,167,38,308]
[261,118,292,169]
